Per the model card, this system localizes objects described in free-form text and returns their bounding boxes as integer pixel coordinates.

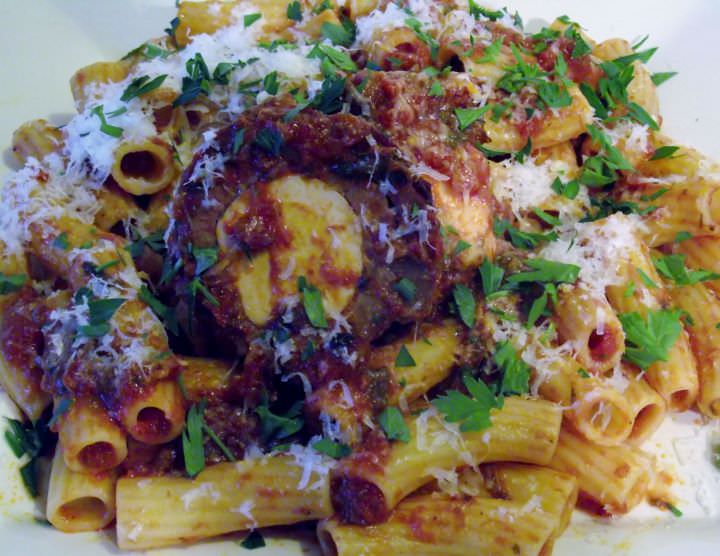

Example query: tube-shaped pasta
[0,274,52,421]
[11,119,63,165]
[549,427,651,514]
[318,493,558,556]
[474,464,578,541]
[57,398,127,473]
[566,372,634,446]
[484,85,594,152]
[667,282,720,417]
[621,368,666,445]
[331,398,562,524]
[606,244,699,410]
[178,356,235,402]
[553,285,625,375]
[175,1,237,46]
[373,27,433,70]
[94,183,138,231]
[70,61,130,112]
[629,180,720,246]
[116,455,333,549]
[673,236,720,297]
[111,139,177,196]
[46,449,117,533]
[371,320,460,404]
[119,379,185,445]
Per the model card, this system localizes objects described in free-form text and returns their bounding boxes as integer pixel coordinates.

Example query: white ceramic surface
[1,1,719,554]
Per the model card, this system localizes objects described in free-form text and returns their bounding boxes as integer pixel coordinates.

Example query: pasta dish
[1,0,719,553]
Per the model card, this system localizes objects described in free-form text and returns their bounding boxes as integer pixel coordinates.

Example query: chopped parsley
[551,176,580,200]
[650,145,680,160]
[378,406,410,443]
[256,400,304,443]
[4,416,52,497]
[469,0,503,20]
[78,297,126,338]
[453,284,476,328]
[91,105,123,137]
[494,341,531,395]
[428,80,444,97]
[53,232,70,251]
[139,286,179,336]
[493,217,558,249]
[254,127,284,155]
[173,53,211,107]
[0,272,27,295]
[395,345,416,368]
[651,71,677,86]
[297,276,327,328]
[455,106,492,131]
[287,1,303,21]
[392,277,417,302]
[405,17,438,61]
[665,502,683,518]
[507,258,580,286]
[192,245,219,275]
[432,372,503,432]
[120,74,168,102]
[239,530,266,549]
[312,438,351,458]
[244,13,262,27]
[478,258,506,298]
[653,254,720,286]
[619,309,683,369]
[321,22,354,47]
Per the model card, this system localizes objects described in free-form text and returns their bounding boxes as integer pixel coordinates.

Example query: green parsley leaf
[164,17,180,49]
[244,13,262,27]
[455,106,491,131]
[0,272,27,295]
[454,239,471,255]
[515,138,533,163]
[395,345,416,368]
[256,400,304,442]
[650,145,680,160]
[619,309,683,369]
[653,254,720,286]
[263,71,279,95]
[453,284,476,328]
[494,340,531,395]
[476,38,503,63]
[478,258,505,298]
[120,74,168,102]
[674,231,693,243]
[586,125,634,171]
[47,398,73,429]
[580,82,609,120]
[91,105,123,137]
[665,502,683,518]
[428,80,444,97]
[78,297,126,337]
[551,176,580,200]
[287,1,303,22]
[577,368,591,378]
[297,276,328,328]
[312,438,351,458]
[405,17,438,61]
[651,71,677,86]
[378,406,410,442]
[139,285,179,336]
[626,101,659,130]
[182,403,206,477]
[254,127,284,155]
[232,128,246,155]
[493,217,558,249]
[615,47,658,66]
[507,258,580,285]
[624,281,636,298]
[469,0,503,20]
[310,44,357,73]
[392,278,416,302]
[192,245,219,275]
[53,232,70,251]
[637,268,658,289]
[432,372,502,432]
[532,207,561,227]
[321,21,354,47]
[240,530,266,549]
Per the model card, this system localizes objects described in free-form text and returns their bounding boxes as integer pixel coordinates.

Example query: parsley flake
[619,309,683,369]
[378,406,410,443]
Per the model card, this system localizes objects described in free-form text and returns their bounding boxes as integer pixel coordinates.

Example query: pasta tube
[46,449,117,533]
[116,454,332,549]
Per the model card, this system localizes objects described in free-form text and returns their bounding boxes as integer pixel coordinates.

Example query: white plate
[1,1,719,554]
